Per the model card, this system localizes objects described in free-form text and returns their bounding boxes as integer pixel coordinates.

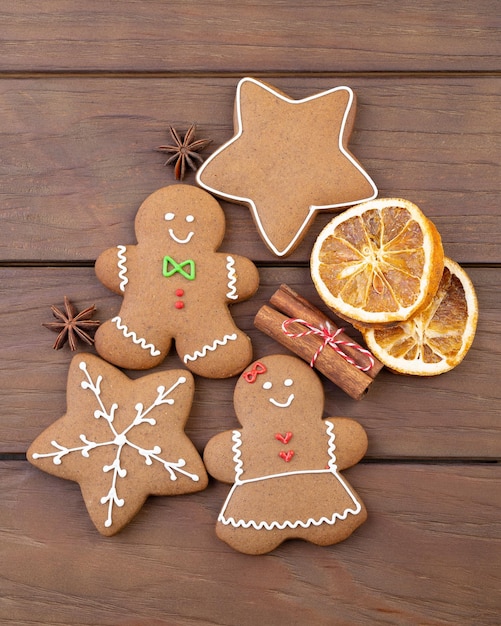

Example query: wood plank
[0,76,499,264]
[0,1,499,73]
[1,266,498,460]
[0,461,498,625]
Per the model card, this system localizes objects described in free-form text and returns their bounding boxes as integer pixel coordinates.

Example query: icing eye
[262,381,272,390]
[185,215,195,223]
[164,212,175,221]
[284,379,293,387]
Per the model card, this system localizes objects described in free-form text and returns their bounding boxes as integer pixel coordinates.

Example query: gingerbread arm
[324,417,368,470]
[203,429,241,484]
[223,254,259,303]
[95,244,137,295]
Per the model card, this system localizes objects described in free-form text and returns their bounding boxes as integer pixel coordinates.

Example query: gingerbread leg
[176,323,253,378]
[215,522,283,555]
[95,315,170,370]
[284,504,368,547]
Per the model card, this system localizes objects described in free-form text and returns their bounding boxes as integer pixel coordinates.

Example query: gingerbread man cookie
[204,355,368,554]
[28,354,208,536]
[94,184,259,377]
[197,77,378,257]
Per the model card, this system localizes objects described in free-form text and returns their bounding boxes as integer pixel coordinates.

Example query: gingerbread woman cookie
[197,77,377,257]
[28,354,208,536]
[204,354,368,554]
[94,184,260,377]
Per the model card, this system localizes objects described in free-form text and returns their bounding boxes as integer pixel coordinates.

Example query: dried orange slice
[361,258,478,375]
[310,198,444,325]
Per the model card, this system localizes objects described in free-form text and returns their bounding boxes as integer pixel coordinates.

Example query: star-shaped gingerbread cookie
[197,77,378,257]
[28,354,208,535]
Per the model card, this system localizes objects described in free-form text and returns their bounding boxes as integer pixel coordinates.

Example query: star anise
[157,124,211,180]
[42,296,100,351]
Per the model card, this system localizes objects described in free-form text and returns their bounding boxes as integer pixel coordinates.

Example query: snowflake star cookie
[28,354,208,536]
[94,184,259,377]
[204,355,368,554]
[197,77,378,257]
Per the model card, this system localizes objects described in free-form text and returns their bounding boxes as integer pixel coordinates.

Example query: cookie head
[135,184,226,250]
[235,355,324,425]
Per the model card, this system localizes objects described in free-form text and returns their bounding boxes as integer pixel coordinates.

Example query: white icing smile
[263,377,294,408]
[168,229,194,244]
[269,394,295,408]
[165,212,195,244]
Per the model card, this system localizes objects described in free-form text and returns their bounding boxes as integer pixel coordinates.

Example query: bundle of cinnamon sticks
[254,284,383,400]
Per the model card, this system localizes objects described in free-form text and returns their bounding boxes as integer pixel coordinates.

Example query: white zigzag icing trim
[225,256,238,300]
[183,333,238,363]
[117,245,128,292]
[219,497,361,530]
[231,430,244,481]
[325,420,337,470]
[112,316,161,357]
[218,468,362,530]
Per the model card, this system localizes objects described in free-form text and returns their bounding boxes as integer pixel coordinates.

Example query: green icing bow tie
[162,256,196,281]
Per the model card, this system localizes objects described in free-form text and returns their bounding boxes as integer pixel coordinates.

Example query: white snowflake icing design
[32,360,200,529]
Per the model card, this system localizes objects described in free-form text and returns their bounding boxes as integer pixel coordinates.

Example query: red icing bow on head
[243,361,267,383]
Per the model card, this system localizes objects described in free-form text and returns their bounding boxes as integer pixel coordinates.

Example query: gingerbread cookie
[94,184,259,377]
[204,355,368,554]
[197,77,377,257]
[28,354,208,536]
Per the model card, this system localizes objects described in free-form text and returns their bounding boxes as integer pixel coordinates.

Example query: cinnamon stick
[270,284,383,379]
[254,284,383,400]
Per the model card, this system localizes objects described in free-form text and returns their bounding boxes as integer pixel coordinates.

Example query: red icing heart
[275,432,293,445]
[279,450,294,462]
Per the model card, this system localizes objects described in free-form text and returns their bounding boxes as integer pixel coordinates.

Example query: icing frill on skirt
[218,469,362,530]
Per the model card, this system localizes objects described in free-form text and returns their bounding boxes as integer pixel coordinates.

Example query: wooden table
[1,2,499,624]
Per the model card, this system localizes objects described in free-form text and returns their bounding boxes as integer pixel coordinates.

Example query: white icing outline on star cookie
[196,77,378,257]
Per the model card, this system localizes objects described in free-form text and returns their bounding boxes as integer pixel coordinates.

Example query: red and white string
[281,318,375,371]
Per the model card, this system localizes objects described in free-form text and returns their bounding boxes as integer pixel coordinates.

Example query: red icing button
[175,289,184,297]
[175,301,184,309]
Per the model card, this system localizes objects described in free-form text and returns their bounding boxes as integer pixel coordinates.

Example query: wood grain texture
[0,1,499,73]
[1,266,498,459]
[0,76,499,264]
[1,461,499,625]
[1,1,500,621]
